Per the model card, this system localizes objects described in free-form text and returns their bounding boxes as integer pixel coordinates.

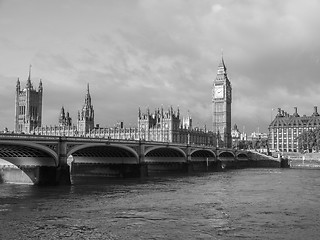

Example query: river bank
[282,152,320,169]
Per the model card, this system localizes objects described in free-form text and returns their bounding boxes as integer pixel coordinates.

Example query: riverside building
[269,106,320,152]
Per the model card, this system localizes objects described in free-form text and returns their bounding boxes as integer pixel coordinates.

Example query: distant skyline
[1,0,320,133]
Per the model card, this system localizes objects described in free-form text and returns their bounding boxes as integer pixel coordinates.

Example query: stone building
[33,85,92,137]
[59,106,72,127]
[269,106,320,152]
[14,66,43,133]
[33,82,215,145]
[137,107,180,142]
[91,107,215,146]
[212,57,232,147]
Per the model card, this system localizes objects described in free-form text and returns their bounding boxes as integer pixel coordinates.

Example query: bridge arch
[190,149,216,163]
[0,141,58,166]
[144,146,187,164]
[218,151,235,158]
[145,146,187,158]
[190,149,216,158]
[0,142,59,184]
[236,152,249,159]
[67,143,139,164]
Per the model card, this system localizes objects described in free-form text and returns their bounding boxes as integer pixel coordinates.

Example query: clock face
[215,85,224,99]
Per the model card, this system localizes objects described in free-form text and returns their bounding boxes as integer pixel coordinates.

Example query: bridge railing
[0,133,139,143]
[0,133,216,149]
[0,133,60,141]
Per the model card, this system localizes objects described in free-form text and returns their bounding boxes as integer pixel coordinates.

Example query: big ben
[212,57,232,148]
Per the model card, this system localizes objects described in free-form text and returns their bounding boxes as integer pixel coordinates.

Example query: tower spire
[77,83,94,134]
[85,83,91,105]
[28,65,32,81]
[60,106,65,117]
[26,65,32,88]
[16,78,20,90]
[217,52,226,75]
[38,79,43,91]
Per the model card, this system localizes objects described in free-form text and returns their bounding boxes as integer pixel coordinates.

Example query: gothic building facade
[269,107,320,152]
[28,57,229,147]
[137,107,180,142]
[90,107,215,145]
[33,84,215,145]
[14,66,43,133]
[212,57,232,147]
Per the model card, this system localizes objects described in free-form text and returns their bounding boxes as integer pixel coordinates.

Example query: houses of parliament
[14,58,233,147]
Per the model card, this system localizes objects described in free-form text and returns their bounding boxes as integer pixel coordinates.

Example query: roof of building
[270,107,320,128]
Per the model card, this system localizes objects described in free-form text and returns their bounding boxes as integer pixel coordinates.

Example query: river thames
[0,168,319,239]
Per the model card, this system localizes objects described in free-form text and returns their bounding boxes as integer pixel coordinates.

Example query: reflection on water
[0,169,320,239]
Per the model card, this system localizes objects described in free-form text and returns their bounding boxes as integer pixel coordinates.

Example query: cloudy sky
[1,0,320,134]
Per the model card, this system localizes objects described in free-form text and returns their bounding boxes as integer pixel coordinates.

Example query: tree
[297,131,309,153]
[296,128,320,153]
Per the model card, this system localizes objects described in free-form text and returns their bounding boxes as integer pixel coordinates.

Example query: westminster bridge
[0,134,280,185]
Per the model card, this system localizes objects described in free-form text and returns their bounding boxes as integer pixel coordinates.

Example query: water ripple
[1,169,320,239]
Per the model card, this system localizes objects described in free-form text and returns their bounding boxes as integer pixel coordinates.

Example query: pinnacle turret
[26,65,32,88]
[16,78,20,91]
[60,106,65,118]
[38,79,43,91]
[84,83,91,106]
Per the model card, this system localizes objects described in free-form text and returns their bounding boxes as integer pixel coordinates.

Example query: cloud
[212,4,223,13]
[1,0,320,134]
[0,75,17,130]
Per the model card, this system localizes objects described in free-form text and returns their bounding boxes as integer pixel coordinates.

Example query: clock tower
[212,56,232,148]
